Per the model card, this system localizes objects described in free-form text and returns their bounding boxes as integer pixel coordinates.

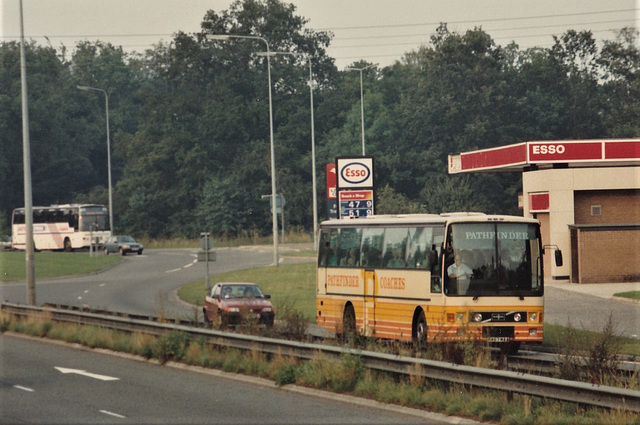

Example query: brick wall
[574,189,640,225]
[575,227,640,283]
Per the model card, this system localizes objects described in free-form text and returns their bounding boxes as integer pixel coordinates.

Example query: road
[0,246,279,320]
[1,245,638,338]
[544,284,640,339]
[2,335,451,424]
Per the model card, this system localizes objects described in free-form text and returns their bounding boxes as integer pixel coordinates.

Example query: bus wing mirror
[543,245,563,267]
[555,249,563,267]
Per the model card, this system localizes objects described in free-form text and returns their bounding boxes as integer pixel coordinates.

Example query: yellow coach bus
[316,213,546,353]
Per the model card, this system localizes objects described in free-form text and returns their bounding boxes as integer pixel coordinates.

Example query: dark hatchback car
[203,282,275,328]
[103,235,144,256]
[0,235,11,251]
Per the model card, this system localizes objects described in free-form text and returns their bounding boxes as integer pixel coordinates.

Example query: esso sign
[341,162,370,184]
[336,157,374,189]
[532,144,565,155]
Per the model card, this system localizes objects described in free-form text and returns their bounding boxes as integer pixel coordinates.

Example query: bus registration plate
[487,337,511,343]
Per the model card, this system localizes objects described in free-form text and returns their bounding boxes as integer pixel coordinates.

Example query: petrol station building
[448,139,640,283]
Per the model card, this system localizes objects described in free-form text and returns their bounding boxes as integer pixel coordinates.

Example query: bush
[297,353,364,392]
[152,331,191,364]
[275,363,298,386]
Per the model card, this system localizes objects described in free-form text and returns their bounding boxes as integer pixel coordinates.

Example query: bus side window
[318,230,332,266]
[361,228,383,267]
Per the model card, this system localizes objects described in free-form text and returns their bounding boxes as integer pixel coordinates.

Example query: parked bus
[316,213,547,352]
[12,204,111,251]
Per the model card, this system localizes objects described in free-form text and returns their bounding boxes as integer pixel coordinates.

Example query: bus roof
[13,204,106,212]
[319,213,539,227]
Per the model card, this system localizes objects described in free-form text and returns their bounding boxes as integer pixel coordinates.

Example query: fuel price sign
[339,190,374,218]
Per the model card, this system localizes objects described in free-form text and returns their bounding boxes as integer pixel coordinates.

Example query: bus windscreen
[444,222,542,297]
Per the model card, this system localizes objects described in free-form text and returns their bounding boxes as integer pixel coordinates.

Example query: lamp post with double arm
[77,85,114,233]
[345,64,377,156]
[207,34,279,266]
[256,51,318,249]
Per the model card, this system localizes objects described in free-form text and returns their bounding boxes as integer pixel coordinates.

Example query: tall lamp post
[19,0,35,304]
[257,51,318,249]
[77,85,114,233]
[207,34,279,266]
[345,64,377,156]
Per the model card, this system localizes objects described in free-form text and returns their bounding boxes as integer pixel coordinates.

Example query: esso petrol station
[449,139,640,284]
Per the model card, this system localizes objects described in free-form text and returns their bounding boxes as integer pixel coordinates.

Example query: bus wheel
[63,238,73,252]
[413,310,427,350]
[342,305,356,345]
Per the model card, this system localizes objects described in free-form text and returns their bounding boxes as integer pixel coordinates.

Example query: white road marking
[55,367,119,381]
[14,385,34,392]
[100,410,126,419]
[166,258,199,273]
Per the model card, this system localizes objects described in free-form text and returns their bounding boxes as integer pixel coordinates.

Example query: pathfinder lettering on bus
[327,275,359,287]
[466,231,528,240]
[379,277,406,290]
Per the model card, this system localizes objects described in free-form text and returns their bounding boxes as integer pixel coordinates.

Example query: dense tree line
[1,0,638,238]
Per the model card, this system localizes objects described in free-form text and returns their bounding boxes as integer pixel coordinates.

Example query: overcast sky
[1,0,638,69]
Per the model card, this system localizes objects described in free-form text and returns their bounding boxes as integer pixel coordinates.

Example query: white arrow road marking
[55,367,119,381]
[14,385,34,392]
[100,410,126,418]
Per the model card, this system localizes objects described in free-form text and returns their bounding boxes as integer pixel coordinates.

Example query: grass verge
[178,262,317,321]
[614,291,640,301]
[0,251,122,282]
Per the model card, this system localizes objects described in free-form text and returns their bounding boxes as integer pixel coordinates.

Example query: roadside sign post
[262,194,286,243]
[199,232,215,291]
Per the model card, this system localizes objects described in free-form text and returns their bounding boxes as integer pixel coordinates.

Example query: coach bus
[11,204,111,251]
[316,213,549,352]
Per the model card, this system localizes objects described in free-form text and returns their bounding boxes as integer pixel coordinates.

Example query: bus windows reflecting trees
[444,222,542,297]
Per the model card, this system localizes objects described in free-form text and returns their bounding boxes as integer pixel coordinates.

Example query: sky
[1,0,638,69]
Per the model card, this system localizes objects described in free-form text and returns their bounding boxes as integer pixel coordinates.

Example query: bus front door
[363,269,376,337]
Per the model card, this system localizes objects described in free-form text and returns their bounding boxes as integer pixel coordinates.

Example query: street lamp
[77,85,114,233]
[257,51,318,249]
[345,64,377,156]
[207,34,279,266]
[19,0,35,304]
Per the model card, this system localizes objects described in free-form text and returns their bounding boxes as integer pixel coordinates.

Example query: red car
[203,282,275,328]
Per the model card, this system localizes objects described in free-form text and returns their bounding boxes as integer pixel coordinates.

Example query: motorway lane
[1,335,448,424]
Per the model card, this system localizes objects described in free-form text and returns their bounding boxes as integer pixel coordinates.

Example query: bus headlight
[513,313,522,322]
[529,312,537,322]
[456,312,465,322]
[472,313,483,322]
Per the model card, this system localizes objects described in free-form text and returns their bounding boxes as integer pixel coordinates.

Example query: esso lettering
[340,162,370,184]
[532,144,565,155]
[345,168,366,177]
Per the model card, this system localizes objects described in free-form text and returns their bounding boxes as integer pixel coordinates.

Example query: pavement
[545,279,640,302]
[544,280,640,339]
